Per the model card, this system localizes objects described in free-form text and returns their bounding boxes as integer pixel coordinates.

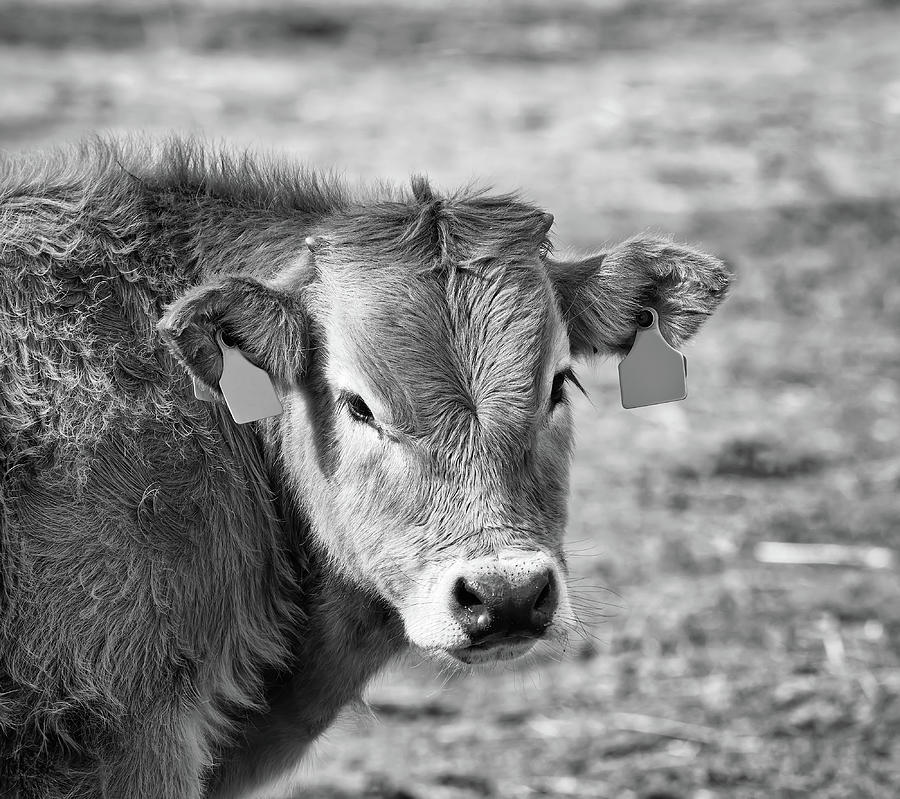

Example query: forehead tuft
[318,181,552,273]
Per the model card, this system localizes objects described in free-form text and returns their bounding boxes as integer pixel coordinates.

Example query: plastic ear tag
[618,308,688,409]
[192,376,216,402]
[215,331,283,424]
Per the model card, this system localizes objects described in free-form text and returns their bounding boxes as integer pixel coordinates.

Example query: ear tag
[192,376,216,403]
[215,331,283,424]
[618,308,688,409]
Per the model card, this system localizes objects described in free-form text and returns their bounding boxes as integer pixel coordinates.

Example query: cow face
[287,225,574,666]
[160,181,729,668]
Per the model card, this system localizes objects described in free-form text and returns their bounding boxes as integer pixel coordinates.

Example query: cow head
[160,178,729,667]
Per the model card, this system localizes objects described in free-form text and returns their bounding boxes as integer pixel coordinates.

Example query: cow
[0,138,730,798]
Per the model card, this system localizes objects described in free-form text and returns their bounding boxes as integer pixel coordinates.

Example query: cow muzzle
[398,551,570,665]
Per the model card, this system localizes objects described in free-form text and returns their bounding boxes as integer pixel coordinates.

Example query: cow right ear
[157,276,308,392]
[545,236,730,358]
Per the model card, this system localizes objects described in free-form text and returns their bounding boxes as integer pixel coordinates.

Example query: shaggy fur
[0,137,729,799]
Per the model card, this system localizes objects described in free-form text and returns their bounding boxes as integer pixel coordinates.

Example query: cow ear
[545,235,731,358]
[157,276,307,392]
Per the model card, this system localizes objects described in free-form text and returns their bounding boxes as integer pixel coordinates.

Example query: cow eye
[550,367,583,410]
[343,392,375,425]
[549,371,567,407]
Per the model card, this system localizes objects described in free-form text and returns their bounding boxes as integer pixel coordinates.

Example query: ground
[1,0,899,796]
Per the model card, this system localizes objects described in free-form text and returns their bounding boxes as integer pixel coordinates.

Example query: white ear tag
[192,375,216,402]
[618,308,688,409]
[215,331,283,424]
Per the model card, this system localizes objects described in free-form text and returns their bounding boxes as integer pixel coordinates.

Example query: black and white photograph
[1,1,898,797]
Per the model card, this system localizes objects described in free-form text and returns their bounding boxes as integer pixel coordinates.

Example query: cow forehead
[315,257,567,441]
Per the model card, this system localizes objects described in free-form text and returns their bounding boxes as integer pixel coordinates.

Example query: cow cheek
[329,444,425,585]
[530,416,574,556]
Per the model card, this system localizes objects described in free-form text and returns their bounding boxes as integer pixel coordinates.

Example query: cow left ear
[545,235,731,358]
[157,276,308,392]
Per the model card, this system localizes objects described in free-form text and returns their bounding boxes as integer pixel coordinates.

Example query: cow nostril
[452,577,484,612]
[451,577,494,641]
[530,570,558,624]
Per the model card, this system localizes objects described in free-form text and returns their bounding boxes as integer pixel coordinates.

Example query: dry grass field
[2,0,899,796]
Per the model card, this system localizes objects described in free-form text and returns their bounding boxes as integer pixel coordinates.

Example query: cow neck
[205,425,404,794]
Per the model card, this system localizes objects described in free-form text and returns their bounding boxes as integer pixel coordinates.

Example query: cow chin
[409,624,564,670]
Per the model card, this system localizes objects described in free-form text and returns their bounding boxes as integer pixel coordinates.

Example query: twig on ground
[754,542,896,570]
[609,712,760,753]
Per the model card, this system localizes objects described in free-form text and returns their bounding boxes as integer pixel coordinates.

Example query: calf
[0,138,729,798]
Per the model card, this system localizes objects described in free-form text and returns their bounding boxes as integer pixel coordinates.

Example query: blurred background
[2,0,899,797]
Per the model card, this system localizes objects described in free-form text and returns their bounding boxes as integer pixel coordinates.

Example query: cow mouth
[447,635,539,664]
